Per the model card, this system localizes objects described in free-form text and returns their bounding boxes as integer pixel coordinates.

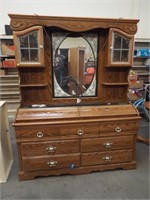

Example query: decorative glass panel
[114,34,121,49]
[52,32,98,98]
[113,50,121,62]
[20,49,29,62]
[122,38,129,49]
[112,32,130,62]
[19,31,39,62]
[121,50,129,61]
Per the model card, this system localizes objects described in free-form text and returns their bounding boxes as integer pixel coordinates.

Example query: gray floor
[0,117,149,200]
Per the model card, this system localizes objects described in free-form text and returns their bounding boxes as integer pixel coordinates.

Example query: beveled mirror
[52,32,98,97]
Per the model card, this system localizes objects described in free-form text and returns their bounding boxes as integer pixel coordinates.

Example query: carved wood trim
[9,14,139,35]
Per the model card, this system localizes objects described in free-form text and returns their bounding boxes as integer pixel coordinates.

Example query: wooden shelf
[20,84,48,88]
[0,35,13,39]
[102,82,128,86]
[137,72,150,76]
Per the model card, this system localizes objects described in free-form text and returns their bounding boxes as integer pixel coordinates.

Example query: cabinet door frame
[13,26,44,67]
[107,28,134,67]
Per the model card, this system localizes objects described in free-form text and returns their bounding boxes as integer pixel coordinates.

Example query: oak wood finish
[9,14,139,34]
[10,14,141,180]
[9,14,139,106]
[13,104,140,180]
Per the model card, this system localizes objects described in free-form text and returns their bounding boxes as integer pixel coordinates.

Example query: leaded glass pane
[29,32,38,48]
[20,49,29,62]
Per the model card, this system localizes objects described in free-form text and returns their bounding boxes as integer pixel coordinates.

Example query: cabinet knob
[46,146,56,153]
[77,129,84,136]
[47,161,58,167]
[103,142,113,148]
[103,156,112,161]
[37,131,44,138]
[115,127,122,133]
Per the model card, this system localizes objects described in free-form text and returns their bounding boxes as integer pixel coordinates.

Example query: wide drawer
[22,153,80,172]
[21,140,79,156]
[81,149,133,166]
[81,135,134,152]
[16,123,99,140]
[100,121,139,136]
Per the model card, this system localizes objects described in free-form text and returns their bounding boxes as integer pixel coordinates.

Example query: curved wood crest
[9,14,139,34]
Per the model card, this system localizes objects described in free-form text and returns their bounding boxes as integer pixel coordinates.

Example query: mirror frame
[52,32,98,98]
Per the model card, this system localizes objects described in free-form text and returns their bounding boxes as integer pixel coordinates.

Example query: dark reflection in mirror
[52,32,98,97]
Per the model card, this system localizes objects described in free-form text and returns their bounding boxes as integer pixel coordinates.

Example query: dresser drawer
[81,135,134,152]
[22,153,80,172]
[16,123,99,140]
[21,140,79,156]
[100,121,138,136]
[81,149,133,166]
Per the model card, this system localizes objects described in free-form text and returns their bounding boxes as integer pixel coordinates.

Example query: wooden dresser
[13,104,140,180]
[9,14,140,180]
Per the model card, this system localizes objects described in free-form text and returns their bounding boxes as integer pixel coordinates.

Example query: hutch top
[9,14,139,107]
[9,14,141,181]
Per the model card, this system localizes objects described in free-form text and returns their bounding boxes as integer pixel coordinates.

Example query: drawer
[81,135,134,152]
[21,140,79,156]
[100,121,139,136]
[22,153,80,172]
[81,149,133,166]
[16,123,99,140]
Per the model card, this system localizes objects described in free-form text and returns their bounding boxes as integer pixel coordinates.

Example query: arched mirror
[52,32,98,97]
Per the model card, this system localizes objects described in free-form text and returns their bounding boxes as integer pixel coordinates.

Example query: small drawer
[59,123,99,139]
[81,149,133,166]
[21,140,79,156]
[100,121,139,136]
[16,123,99,140]
[22,153,80,172]
[81,135,134,152]
[16,125,60,140]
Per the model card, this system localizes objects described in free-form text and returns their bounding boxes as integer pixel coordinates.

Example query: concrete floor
[0,117,149,200]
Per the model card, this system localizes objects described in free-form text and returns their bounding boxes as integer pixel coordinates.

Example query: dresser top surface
[14,104,140,124]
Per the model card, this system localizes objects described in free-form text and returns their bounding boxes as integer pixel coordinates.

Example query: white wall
[1,0,150,39]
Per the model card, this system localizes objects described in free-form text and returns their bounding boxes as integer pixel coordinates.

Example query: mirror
[52,32,98,97]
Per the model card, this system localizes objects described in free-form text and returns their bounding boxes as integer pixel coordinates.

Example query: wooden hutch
[9,14,141,180]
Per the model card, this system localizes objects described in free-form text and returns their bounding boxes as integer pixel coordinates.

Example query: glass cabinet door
[13,26,44,67]
[108,28,134,66]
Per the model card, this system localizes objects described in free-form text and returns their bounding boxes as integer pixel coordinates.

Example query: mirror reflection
[52,33,98,97]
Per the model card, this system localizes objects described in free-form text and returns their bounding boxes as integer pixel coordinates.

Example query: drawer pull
[47,161,58,167]
[37,132,43,138]
[103,142,113,148]
[115,127,122,133]
[77,129,84,136]
[103,156,112,161]
[46,146,56,153]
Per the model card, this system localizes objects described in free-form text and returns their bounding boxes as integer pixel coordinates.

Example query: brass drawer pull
[77,129,84,136]
[103,142,113,148]
[47,161,58,167]
[115,127,122,133]
[103,156,112,161]
[46,146,56,153]
[37,131,43,138]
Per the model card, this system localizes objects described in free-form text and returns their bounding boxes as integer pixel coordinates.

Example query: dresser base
[19,161,136,181]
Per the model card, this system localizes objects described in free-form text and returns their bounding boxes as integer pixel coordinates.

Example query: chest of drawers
[13,104,140,180]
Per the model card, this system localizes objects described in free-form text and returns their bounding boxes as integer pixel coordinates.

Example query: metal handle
[46,146,56,153]
[103,156,112,161]
[115,127,122,133]
[37,131,43,138]
[103,142,113,148]
[47,161,58,167]
[77,129,84,136]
